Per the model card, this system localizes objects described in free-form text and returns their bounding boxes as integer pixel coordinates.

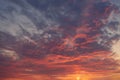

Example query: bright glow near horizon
[76,76,81,80]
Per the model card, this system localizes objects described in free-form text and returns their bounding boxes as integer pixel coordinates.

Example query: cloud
[0,49,19,61]
[0,0,60,39]
[0,0,120,80]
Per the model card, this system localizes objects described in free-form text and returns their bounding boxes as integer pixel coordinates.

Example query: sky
[0,0,120,80]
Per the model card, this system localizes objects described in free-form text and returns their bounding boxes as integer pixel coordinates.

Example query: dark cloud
[0,0,120,80]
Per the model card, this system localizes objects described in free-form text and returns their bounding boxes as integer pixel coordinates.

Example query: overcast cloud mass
[0,0,120,80]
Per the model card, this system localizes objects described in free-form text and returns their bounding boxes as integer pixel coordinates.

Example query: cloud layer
[0,0,120,80]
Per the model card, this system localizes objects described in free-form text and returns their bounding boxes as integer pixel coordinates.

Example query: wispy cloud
[0,0,120,80]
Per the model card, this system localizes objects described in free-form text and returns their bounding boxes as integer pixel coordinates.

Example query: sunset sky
[0,0,120,80]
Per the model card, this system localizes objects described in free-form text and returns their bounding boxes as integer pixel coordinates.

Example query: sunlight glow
[76,76,81,80]
[111,40,120,59]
